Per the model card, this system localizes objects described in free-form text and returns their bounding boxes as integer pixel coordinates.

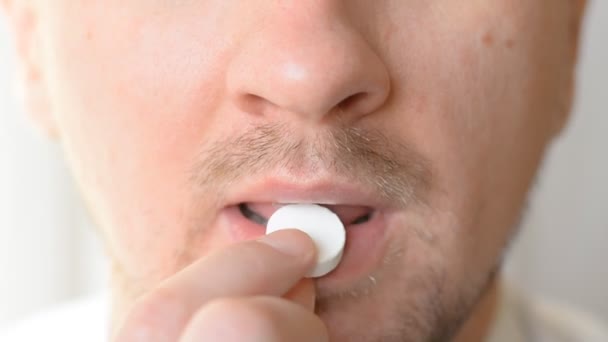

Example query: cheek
[384,1,565,271]
[39,5,234,278]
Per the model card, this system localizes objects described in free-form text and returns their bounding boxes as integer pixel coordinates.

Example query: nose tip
[227,20,391,123]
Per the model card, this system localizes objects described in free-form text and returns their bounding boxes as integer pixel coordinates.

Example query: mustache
[190,123,433,208]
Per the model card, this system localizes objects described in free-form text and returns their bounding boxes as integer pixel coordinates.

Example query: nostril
[337,92,368,112]
[236,93,275,117]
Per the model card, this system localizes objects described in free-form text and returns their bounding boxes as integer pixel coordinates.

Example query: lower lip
[220,205,391,286]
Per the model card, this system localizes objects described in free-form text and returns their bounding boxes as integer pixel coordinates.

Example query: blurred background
[1,2,607,329]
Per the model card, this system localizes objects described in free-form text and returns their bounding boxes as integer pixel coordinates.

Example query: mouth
[218,179,395,285]
[237,202,375,227]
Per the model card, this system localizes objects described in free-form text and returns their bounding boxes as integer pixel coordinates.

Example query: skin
[3,0,587,341]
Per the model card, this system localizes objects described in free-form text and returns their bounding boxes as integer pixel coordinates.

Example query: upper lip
[224,176,392,209]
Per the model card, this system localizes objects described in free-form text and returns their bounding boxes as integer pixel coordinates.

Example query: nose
[226,3,391,124]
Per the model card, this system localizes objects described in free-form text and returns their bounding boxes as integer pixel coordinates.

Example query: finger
[114,229,316,342]
[179,296,329,342]
[283,278,316,311]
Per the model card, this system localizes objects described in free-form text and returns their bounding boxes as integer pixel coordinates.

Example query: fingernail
[258,229,315,258]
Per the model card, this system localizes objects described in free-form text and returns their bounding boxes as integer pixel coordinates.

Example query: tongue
[245,203,373,226]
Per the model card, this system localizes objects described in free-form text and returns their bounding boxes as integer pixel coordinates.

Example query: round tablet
[266,204,346,278]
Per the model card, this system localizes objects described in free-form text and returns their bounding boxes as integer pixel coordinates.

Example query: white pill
[266,204,346,278]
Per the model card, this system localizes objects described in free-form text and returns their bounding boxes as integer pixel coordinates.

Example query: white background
[1,2,607,328]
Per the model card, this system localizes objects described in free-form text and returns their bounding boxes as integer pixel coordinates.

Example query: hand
[114,229,329,342]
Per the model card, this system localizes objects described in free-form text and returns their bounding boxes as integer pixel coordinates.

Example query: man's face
[14,1,582,340]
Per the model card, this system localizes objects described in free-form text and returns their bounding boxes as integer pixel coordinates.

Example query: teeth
[238,203,268,226]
